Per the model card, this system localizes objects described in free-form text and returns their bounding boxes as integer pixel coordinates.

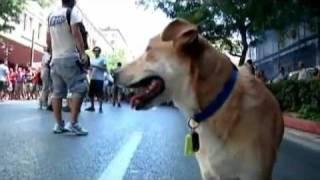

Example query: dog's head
[115,19,230,111]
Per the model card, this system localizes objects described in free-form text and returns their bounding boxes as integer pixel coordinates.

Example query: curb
[284,115,320,135]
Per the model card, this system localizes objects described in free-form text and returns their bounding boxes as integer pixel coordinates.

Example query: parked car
[288,67,316,80]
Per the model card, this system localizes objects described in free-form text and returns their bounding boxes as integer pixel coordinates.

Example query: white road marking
[13,117,39,124]
[98,132,143,180]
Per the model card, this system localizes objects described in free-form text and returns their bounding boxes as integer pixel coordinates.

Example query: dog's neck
[193,49,234,115]
[172,43,235,120]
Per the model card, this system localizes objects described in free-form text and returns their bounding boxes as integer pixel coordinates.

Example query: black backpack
[66,8,89,50]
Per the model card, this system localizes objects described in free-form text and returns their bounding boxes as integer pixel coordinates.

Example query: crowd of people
[39,47,129,112]
[0,60,42,102]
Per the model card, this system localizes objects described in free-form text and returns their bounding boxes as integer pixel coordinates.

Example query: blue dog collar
[193,66,238,123]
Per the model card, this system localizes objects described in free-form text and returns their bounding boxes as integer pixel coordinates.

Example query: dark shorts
[0,81,5,91]
[89,80,104,98]
[113,85,123,97]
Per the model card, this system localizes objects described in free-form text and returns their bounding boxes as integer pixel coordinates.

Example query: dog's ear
[161,19,198,46]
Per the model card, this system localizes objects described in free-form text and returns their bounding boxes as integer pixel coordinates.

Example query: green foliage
[137,0,317,65]
[268,80,320,122]
[107,49,126,71]
[298,105,320,122]
[0,0,26,32]
[33,0,55,7]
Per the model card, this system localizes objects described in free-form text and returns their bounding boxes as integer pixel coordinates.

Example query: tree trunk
[239,44,248,66]
[238,26,248,66]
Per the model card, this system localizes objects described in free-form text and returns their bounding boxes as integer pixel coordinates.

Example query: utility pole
[30,29,35,67]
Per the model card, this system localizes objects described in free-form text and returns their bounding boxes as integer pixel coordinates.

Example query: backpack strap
[66,7,73,26]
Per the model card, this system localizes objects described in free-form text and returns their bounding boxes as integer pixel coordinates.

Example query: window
[38,23,42,39]
[29,17,33,31]
[23,14,27,31]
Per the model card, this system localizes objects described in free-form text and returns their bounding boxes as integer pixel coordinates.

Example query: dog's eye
[146,46,152,51]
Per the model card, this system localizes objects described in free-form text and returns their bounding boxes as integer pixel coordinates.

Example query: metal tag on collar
[184,119,200,156]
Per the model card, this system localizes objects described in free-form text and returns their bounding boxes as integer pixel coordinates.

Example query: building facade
[101,27,133,63]
[77,7,114,54]
[0,0,47,67]
[251,24,319,80]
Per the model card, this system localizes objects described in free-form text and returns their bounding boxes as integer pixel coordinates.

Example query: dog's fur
[116,19,284,180]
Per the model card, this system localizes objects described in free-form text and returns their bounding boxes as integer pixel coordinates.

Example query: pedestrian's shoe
[68,123,88,136]
[47,105,53,111]
[99,107,103,113]
[85,107,95,112]
[53,121,69,134]
[118,103,121,108]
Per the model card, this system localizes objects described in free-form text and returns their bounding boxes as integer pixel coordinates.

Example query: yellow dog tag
[184,133,194,156]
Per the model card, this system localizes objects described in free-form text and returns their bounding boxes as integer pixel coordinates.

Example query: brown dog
[115,19,284,180]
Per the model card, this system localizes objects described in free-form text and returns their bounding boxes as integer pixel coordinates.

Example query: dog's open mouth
[127,76,165,110]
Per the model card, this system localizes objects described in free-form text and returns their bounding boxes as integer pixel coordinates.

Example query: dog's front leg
[196,153,218,180]
[196,156,240,180]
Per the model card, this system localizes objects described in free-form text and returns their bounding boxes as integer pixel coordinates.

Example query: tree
[137,0,316,65]
[0,0,26,32]
[34,0,55,8]
[107,49,126,71]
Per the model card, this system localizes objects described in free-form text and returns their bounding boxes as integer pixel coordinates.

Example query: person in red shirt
[8,68,17,100]
[32,69,42,99]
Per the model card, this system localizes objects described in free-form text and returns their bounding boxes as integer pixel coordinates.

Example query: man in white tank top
[47,0,88,136]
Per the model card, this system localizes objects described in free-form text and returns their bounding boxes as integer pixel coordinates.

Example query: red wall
[0,35,43,66]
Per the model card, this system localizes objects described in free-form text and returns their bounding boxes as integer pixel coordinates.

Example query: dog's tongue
[130,79,162,110]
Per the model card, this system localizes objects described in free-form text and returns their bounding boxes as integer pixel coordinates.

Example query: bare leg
[90,97,95,109]
[99,97,103,111]
[117,91,122,107]
[70,97,82,124]
[52,98,63,124]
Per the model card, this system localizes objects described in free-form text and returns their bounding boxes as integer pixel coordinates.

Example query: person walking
[40,47,52,109]
[244,59,255,75]
[85,46,107,113]
[0,59,9,101]
[112,62,123,107]
[273,66,288,83]
[47,0,88,135]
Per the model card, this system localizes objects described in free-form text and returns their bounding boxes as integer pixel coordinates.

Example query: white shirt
[90,56,107,81]
[0,64,9,82]
[48,7,82,59]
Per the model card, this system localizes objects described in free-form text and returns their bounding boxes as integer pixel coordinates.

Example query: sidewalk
[284,128,320,151]
[284,114,320,135]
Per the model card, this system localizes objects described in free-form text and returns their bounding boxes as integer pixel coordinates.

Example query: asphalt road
[0,101,319,180]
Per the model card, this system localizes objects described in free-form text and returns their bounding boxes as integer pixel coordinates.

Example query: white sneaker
[53,121,69,134]
[68,123,88,136]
